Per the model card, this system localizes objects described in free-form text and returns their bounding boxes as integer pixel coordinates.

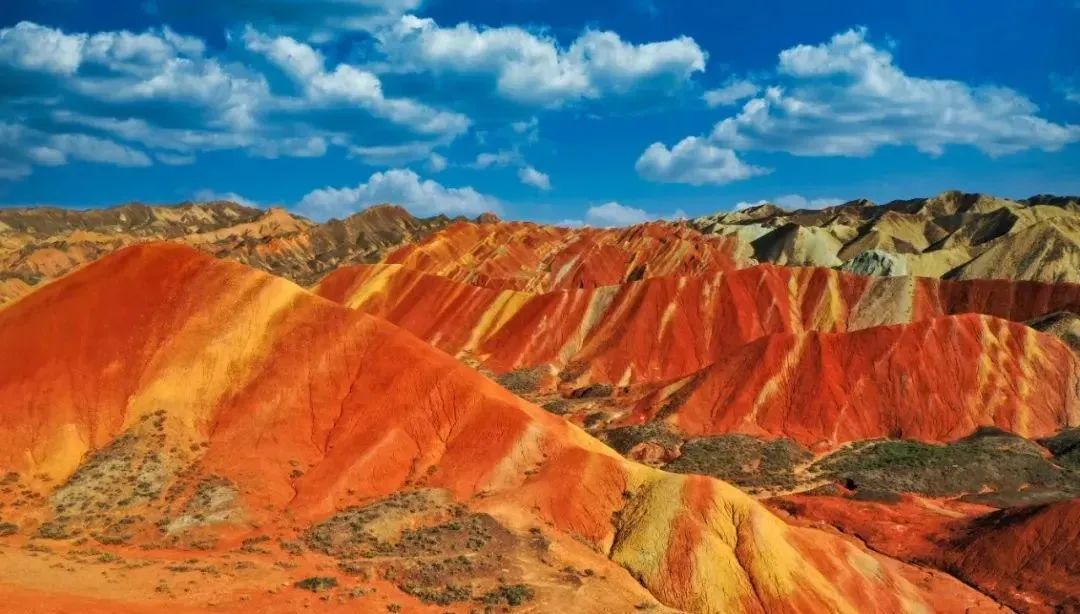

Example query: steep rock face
[0,202,462,305]
[840,249,908,276]
[0,243,991,613]
[383,220,754,291]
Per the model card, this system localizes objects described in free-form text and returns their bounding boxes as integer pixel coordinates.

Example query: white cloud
[1053,73,1080,104]
[511,116,538,134]
[194,189,259,207]
[46,134,153,167]
[0,22,270,131]
[0,122,152,180]
[703,79,760,107]
[581,202,687,226]
[471,150,519,169]
[511,116,540,142]
[585,202,651,226]
[347,141,438,165]
[0,21,473,181]
[243,28,470,137]
[376,16,706,106]
[296,168,502,220]
[732,195,844,211]
[155,0,423,39]
[518,165,551,190]
[710,28,1079,157]
[733,199,769,211]
[773,194,844,209]
[426,152,447,172]
[156,152,195,165]
[0,21,85,74]
[635,136,770,185]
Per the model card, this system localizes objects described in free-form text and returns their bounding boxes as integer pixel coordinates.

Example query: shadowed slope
[0,243,1000,613]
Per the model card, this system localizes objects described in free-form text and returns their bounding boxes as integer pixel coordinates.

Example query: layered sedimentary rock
[383,220,753,291]
[318,262,1080,390]
[0,202,463,305]
[0,243,1001,613]
[691,190,1080,280]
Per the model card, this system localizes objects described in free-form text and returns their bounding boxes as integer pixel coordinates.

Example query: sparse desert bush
[481,583,535,607]
[36,521,70,540]
[295,576,338,592]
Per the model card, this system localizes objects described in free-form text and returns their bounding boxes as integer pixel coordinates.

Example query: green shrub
[295,576,338,592]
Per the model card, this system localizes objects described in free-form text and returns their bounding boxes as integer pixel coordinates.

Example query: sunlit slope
[0,243,996,613]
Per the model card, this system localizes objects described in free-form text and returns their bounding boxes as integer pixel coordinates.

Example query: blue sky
[1,0,1077,224]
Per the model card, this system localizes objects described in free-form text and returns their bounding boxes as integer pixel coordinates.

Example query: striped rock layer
[317,262,1080,447]
[0,243,1000,613]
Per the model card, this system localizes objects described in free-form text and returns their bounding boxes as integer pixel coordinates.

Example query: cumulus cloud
[580,202,684,227]
[703,79,760,107]
[243,28,470,137]
[585,202,651,226]
[0,21,473,181]
[711,28,1079,157]
[193,189,259,207]
[296,168,501,220]
[375,16,706,106]
[518,165,551,190]
[635,136,770,185]
[0,22,269,131]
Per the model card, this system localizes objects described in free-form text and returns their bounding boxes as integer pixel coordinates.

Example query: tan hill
[946,217,1080,283]
[691,190,1080,282]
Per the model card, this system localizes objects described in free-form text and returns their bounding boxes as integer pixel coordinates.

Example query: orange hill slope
[773,495,1080,613]
[632,316,1079,448]
[317,261,1080,388]
[0,243,1000,613]
[382,219,754,291]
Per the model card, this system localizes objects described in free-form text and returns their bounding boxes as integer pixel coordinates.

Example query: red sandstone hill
[631,315,1078,448]
[382,219,754,291]
[772,495,1080,613]
[319,262,1080,382]
[0,243,1005,613]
